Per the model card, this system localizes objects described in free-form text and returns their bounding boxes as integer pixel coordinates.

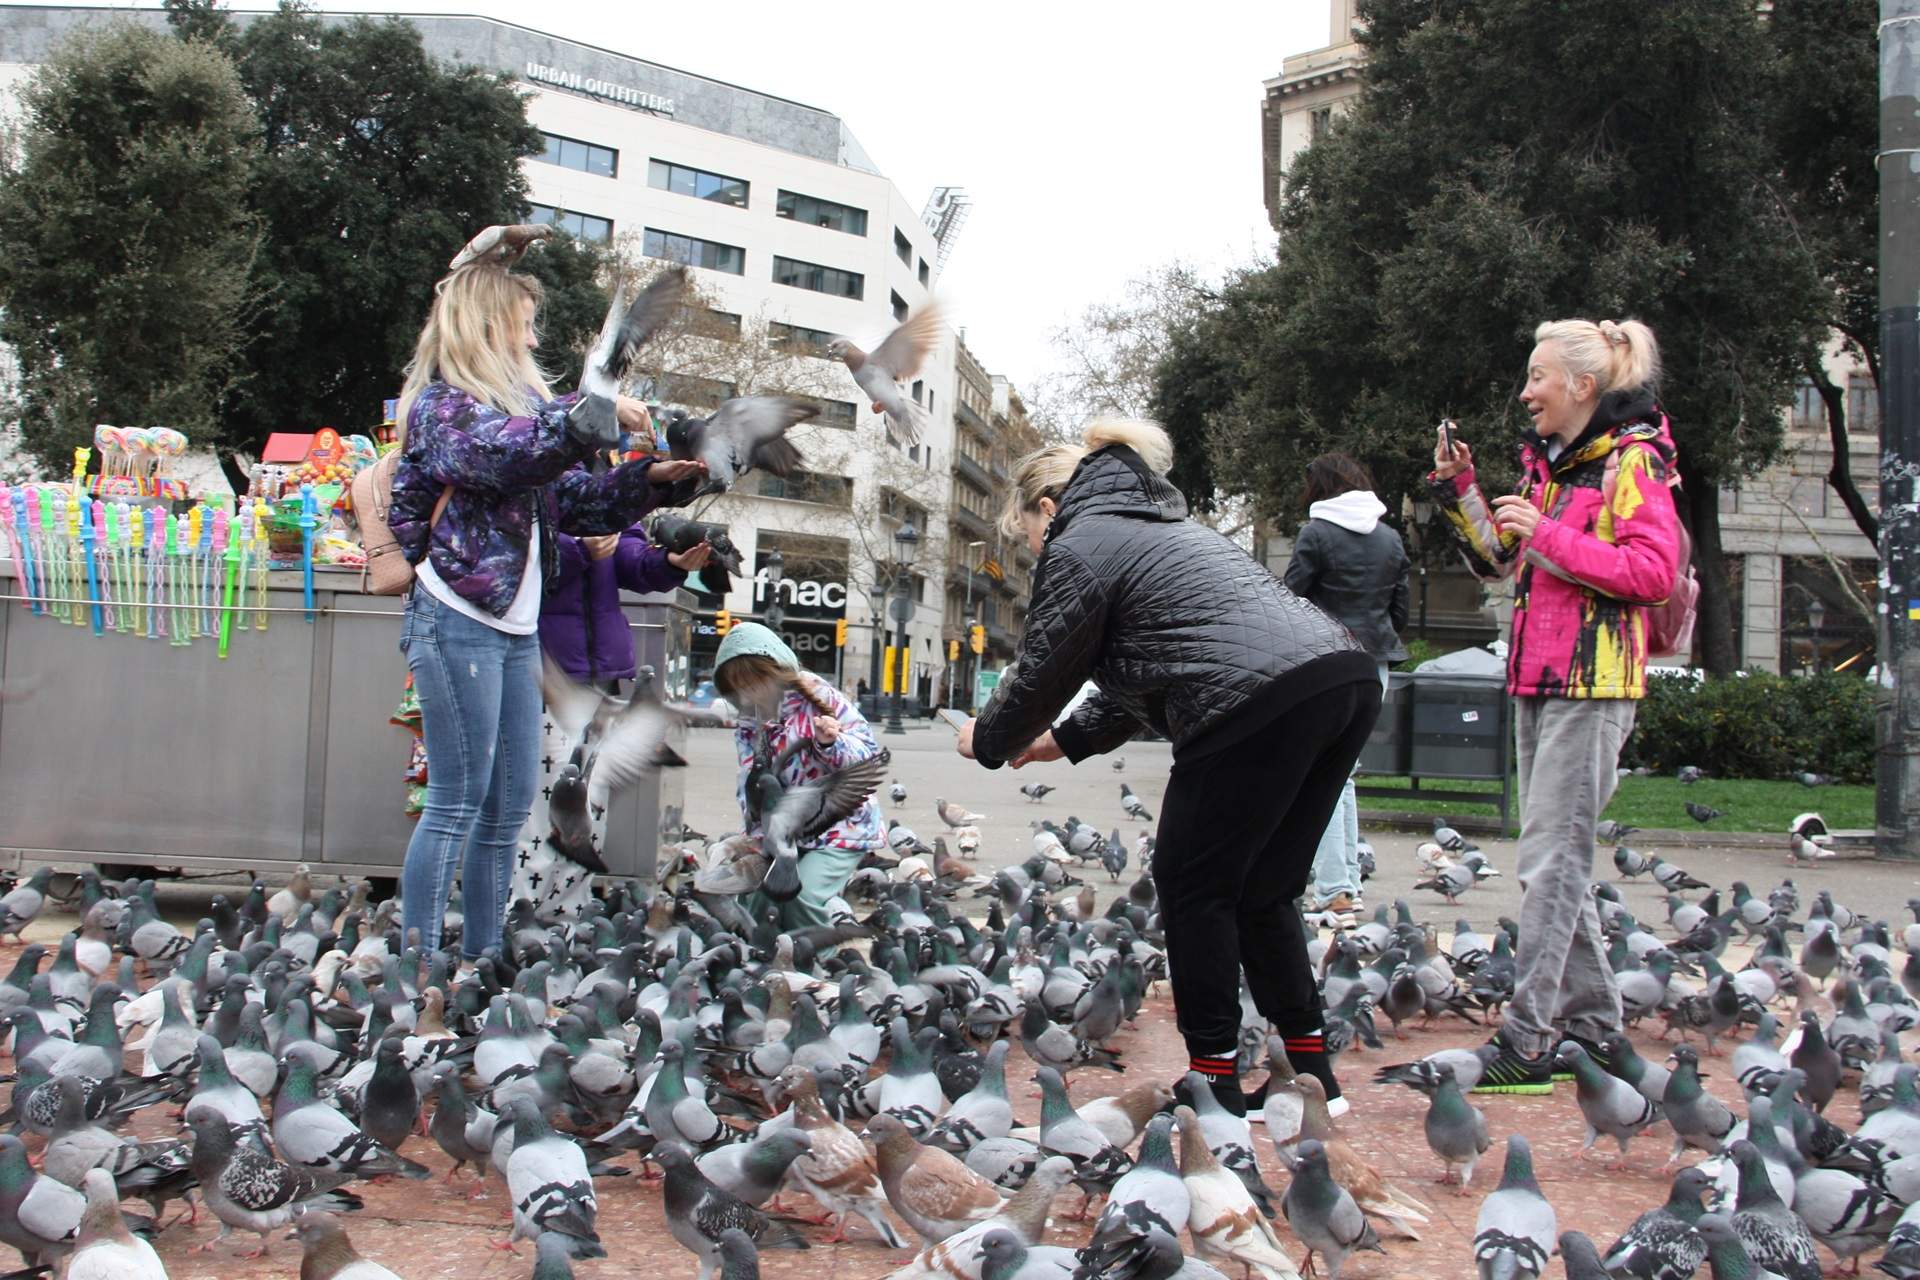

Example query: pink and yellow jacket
[1429,392,1681,700]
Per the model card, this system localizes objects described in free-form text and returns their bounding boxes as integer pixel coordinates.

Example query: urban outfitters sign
[524,62,676,114]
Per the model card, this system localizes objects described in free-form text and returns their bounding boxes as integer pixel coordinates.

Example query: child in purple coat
[513,515,711,921]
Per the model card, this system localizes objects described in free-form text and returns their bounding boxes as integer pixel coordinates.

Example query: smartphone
[1440,418,1459,460]
[936,707,970,733]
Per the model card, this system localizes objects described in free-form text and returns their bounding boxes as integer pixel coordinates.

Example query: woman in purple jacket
[512,520,710,921]
[389,251,702,960]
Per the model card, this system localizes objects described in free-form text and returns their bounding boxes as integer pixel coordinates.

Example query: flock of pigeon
[0,756,1915,1280]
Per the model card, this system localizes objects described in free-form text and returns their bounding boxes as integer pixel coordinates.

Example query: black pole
[885,569,908,735]
[1876,0,1920,857]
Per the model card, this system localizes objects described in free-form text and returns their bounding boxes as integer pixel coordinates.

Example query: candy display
[89,424,191,501]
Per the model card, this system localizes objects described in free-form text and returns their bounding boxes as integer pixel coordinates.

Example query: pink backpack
[1603,447,1697,660]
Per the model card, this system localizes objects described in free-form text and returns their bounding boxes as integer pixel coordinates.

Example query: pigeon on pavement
[1472,1135,1556,1280]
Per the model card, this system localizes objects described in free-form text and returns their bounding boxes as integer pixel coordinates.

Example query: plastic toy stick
[71,447,88,503]
[184,506,203,637]
[165,515,186,646]
[22,487,44,614]
[146,510,164,639]
[2,486,35,615]
[125,503,144,635]
[216,508,237,659]
[194,506,214,636]
[78,499,102,636]
[299,482,318,622]
[251,501,269,631]
[91,501,112,631]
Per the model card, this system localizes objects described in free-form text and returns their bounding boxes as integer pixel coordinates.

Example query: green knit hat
[714,621,800,674]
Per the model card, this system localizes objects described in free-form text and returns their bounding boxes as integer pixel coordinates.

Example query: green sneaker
[1471,1033,1554,1095]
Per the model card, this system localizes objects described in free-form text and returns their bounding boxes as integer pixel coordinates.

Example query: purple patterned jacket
[390,382,671,618]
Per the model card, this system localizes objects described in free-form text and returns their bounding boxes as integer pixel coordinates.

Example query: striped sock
[1189,1052,1237,1080]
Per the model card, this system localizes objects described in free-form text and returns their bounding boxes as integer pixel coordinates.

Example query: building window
[1780,555,1875,674]
[894,228,912,265]
[891,290,909,323]
[776,190,867,235]
[1310,107,1333,138]
[1790,379,1824,430]
[911,379,924,405]
[657,373,737,408]
[642,227,745,275]
[706,310,742,335]
[1786,474,1828,520]
[1848,379,1881,435]
[528,202,612,243]
[953,479,992,520]
[756,468,853,508]
[957,430,990,469]
[772,255,863,300]
[769,321,836,355]
[803,397,858,428]
[918,259,930,287]
[538,132,617,178]
[647,158,748,207]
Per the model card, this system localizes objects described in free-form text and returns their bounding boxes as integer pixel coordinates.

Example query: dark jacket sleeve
[407,388,589,496]
[613,531,687,595]
[552,459,667,536]
[1282,521,1323,599]
[972,545,1109,770]
[1388,534,1411,635]
[1054,689,1141,764]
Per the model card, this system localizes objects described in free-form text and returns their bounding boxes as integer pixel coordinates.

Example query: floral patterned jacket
[391,382,670,618]
[733,681,887,852]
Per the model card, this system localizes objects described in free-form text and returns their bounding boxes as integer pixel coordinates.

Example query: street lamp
[761,550,785,634]
[963,539,984,713]
[885,522,921,734]
[1808,596,1827,674]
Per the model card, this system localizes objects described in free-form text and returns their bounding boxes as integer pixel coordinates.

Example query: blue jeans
[399,587,542,958]
[1309,661,1391,906]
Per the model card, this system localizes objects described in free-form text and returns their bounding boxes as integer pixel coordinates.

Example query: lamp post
[867,587,885,712]
[886,522,921,735]
[1808,595,1827,675]
[760,549,785,634]
[963,539,984,713]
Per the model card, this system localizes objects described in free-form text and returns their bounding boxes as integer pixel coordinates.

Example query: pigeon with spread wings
[448,222,552,271]
[826,303,944,445]
[567,267,690,464]
[664,396,815,496]
[754,744,892,902]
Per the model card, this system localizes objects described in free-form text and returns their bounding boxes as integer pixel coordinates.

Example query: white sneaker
[1327,1095,1351,1118]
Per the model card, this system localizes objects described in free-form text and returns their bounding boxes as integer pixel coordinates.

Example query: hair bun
[1599,320,1628,346]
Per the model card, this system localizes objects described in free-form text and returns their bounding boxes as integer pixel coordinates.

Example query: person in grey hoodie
[1284,454,1410,912]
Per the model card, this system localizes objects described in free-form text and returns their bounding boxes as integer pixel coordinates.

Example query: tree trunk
[1810,362,1879,543]
[1684,477,1739,676]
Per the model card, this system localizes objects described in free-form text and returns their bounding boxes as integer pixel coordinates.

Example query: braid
[789,670,836,716]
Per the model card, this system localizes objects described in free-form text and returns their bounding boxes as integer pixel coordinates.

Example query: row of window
[636,227,865,300]
[528,203,612,243]
[1789,378,1880,435]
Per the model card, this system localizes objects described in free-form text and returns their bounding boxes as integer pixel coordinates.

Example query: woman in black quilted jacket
[955,418,1382,1115]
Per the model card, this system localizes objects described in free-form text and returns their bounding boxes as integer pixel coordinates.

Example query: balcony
[956,399,990,433]
[952,452,993,493]
[947,566,998,600]
[951,506,993,541]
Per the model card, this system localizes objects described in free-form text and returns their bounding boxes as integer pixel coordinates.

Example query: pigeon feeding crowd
[2,771,1920,1280]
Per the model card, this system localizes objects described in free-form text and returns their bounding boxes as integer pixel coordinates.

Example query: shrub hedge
[1619,670,1876,784]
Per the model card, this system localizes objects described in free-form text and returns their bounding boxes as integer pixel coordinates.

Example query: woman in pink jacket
[1426,317,1681,1094]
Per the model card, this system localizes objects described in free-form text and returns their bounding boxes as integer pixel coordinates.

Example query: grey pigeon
[927,1039,1016,1154]
[1879,1200,1920,1280]
[976,1226,1077,1280]
[1033,1067,1133,1198]
[1280,1138,1382,1280]
[187,1113,362,1259]
[1095,1114,1189,1238]
[1558,1230,1610,1280]
[567,266,687,457]
[273,1053,427,1180]
[1555,1042,1661,1168]
[826,303,944,445]
[656,1142,807,1280]
[0,1132,87,1264]
[649,513,744,597]
[665,396,813,496]
[504,1096,603,1259]
[696,1129,813,1209]
[288,1211,403,1280]
[0,867,52,941]
[1420,1062,1489,1192]
[448,222,550,270]
[1696,1212,1789,1280]
[1663,1045,1735,1166]
[1733,1013,1788,1101]
[1603,1032,1672,1109]
[1601,1166,1709,1280]
[753,748,892,901]
[1412,863,1473,903]
[360,1036,420,1155]
[1788,1011,1842,1113]
[532,1231,578,1280]
[646,1039,725,1150]
[1472,1135,1556,1280]
[717,1227,764,1280]
[1725,1140,1819,1280]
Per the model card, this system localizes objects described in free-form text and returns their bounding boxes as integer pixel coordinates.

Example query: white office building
[0,7,976,697]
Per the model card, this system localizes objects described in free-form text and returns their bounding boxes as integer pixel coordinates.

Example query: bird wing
[866,304,946,382]
[581,266,688,396]
[18,1175,83,1243]
[900,1148,1002,1221]
[702,396,815,479]
[765,751,890,850]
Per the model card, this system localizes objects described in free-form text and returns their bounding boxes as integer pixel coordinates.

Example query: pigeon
[1120,784,1153,822]
[1724,1140,1820,1280]
[656,1142,807,1280]
[756,748,892,901]
[826,303,945,445]
[1019,1000,1121,1077]
[1172,1107,1296,1280]
[1555,1043,1661,1169]
[891,781,909,804]
[868,1112,1007,1244]
[449,221,551,270]
[646,1040,725,1151]
[1098,1114,1190,1239]
[1597,820,1641,843]
[696,1129,814,1210]
[927,1040,1015,1155]
[273,1054,427,1180]
[1880,1201,1920,1280]
[568,266,689,458]
[1032,1067,1132,1201]
[504,1097,603,1259]
[359,1037,420,1156]
[187,1113,363,1259]
[648,513,744,598]
[1733,1014,1789,1101]
[773,1066,903,1247]
[1613,846,1655,879]
[1695,1212,1790,1280]
[1280,1139,1382,1280]
[889,1158,1077,1280]
[1288,1075,1429,1238]
[289,1210,403,1280]
[1472,1135,1557,1280]
[1686,802,1727,825]
[938,798,988,828]
[42,1077,193,1214]
[1788,1011,1842,1113]
[1412,863,1473,904]
[1601,1166,1710,1280]
[0,867,53,942]
[975,1227,1078,1280]
[665,396,814,496]
[1652,856,1710,891]
[1020,785,1056,803]
[0,1132,90,1265]
[1419,1062,1489,1192]
[1677,765,1705,784]
[1663,1045,1735,1167]
[63,1169,164,1280]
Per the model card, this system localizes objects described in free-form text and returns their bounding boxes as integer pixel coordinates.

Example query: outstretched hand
[1010,732,1064,769]
[667,541,713,571]
[648,459,706,486]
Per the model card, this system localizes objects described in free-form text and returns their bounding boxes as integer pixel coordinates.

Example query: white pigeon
[64,1169,166,1280]
[826,303,945,445]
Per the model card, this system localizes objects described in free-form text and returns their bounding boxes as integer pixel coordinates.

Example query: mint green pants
[771,842,866,932]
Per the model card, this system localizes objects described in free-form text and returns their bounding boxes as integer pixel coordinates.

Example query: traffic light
[948,639,960,661]
[834,617,848,647]
[970,624,986,655]
[715,609,732,636]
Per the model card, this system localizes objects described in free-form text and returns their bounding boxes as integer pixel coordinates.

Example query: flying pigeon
[664,396,814,496]
[569,267,690,460]
[826,304,945,445]
[648,513,744,598]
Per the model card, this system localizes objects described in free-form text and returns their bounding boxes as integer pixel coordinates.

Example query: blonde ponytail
[1000,417,1175,537]
[1534,317,1661,398]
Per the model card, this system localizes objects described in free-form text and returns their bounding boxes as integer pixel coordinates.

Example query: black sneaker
[1470,1032,1554,1095]
[1552,1031,1616,1080]
[1279,1036,1348,1116]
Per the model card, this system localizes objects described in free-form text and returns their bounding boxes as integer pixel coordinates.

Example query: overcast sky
[55,1,1331,391]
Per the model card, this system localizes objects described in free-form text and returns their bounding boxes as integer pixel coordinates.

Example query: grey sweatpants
[1504,696,1636,1056]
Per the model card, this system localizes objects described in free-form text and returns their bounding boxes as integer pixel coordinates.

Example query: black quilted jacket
[972,445,1374,769]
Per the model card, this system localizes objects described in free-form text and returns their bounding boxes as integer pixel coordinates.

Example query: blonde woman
[1424,318,1681,1094]
[956,419,1380,1117]
[388,230,703,960]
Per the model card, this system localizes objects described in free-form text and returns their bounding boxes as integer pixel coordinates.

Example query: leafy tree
[174,3,612,462]
[1154,0,1830,675]
[0,23,262,467]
